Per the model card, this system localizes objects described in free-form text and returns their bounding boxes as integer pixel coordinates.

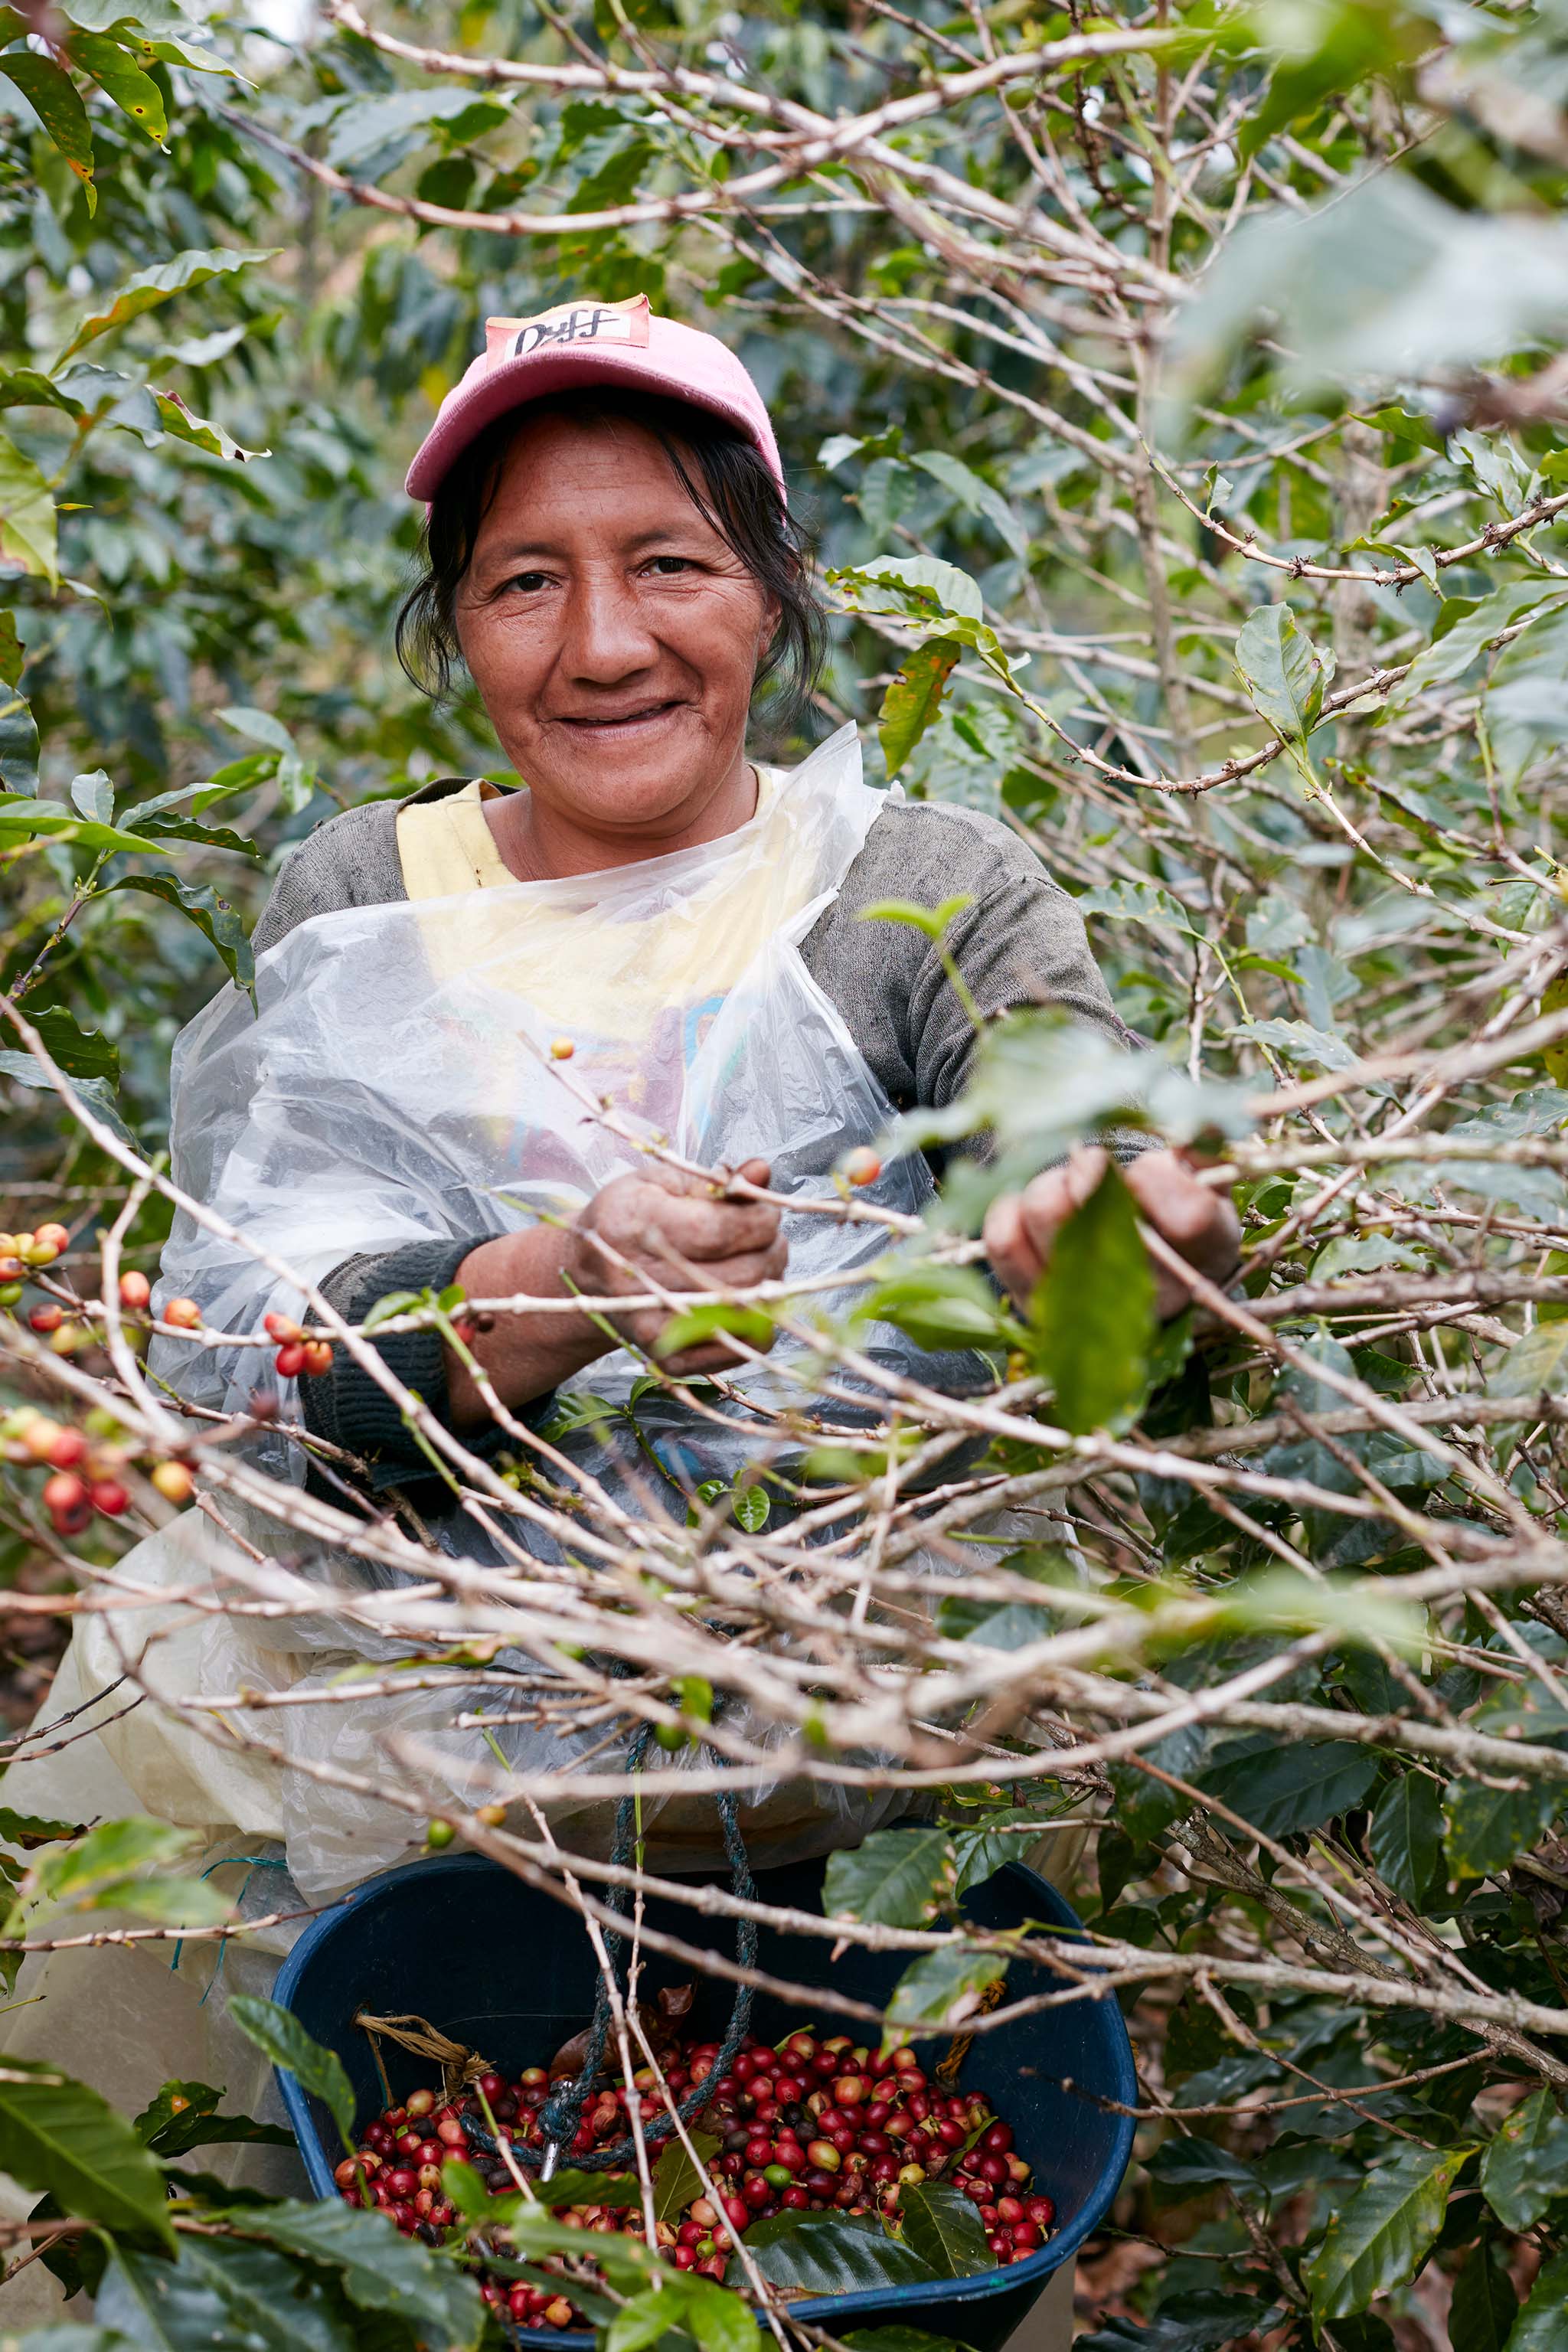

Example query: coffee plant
[3,1,1568,2347]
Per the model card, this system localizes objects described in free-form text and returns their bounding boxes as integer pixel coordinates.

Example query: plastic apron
[41,726,991,1900]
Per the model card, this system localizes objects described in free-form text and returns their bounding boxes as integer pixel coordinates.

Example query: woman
[230,295,1238,1498]
[0,305,1239,2298]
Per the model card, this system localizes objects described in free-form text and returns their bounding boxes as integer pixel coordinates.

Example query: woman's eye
[647,555,694,576]
[505,570,549,594]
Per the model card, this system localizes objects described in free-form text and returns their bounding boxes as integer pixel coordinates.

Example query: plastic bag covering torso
[157,721,983,1494]
[143,726,995,1891]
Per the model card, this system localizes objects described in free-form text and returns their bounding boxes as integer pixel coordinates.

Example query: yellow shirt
[393,771,808,1047]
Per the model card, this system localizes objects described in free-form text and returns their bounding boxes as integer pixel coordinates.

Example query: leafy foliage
[5,2,1568,2348]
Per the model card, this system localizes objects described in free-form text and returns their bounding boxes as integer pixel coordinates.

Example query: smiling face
[454,407,776,877]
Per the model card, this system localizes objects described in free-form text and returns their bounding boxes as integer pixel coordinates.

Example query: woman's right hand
[565,1155,787,1373]
[448,1158,786,1422]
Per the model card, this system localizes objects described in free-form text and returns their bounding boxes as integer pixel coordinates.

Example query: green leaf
[0,54,94,203]
[1479,2085,1568,2231]
[864,1263,1018,1354]
[0,684,39,796]
[0,793,166,855]
[1234,602,1334,745]
[606,2285,693,2352]
[650,2128,720,2226]
[823,1825,953,1928]
[133,2079,290,2158]
[1506,2252,1568,2350]
[0,1808,83,1849]
[1487,1321,1568,1403]
[153,392,267,466]
[858,893,975,942]
[838,552,985,626]
[0,2057,173,2246]
[0,1057,135,1145]
[68,31,167,142]
[97,2236,357,2352]
[216,703,296,757]
[111,872,254,990]
[1443,1771,1560,1880]
[70,769,112,823]
[1448,2240,1518,2352]
[1148,2136,1266,2202]
[884,1942,1009,2034]
[1385,583,1566,714]
[7,1815,194,1934]
[57,247,279,365]
[897,2181,991,2278]
[11,1004,116,1083]
[743,2210,940,2294]
[227,1998,355,2150]
[732,1485,769,1532]
[878,636,962,778]
[654,1299,774,1357]
[0,433,58,585]
[137,813,262,858]
[1031,1161,1155,1434]
[1368,1772,1442,1907]
[213,2197,485,2347]
[1200,1740,1378,1841]
[1302,2145,1468,2321]
[911,451,1029,559]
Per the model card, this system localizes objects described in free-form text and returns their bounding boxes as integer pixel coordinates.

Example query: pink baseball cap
[404,295,785,502]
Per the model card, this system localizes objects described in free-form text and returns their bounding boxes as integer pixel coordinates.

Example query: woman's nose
[560,571,658,681]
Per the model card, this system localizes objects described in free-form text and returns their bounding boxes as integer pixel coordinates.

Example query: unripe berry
[33,1223,69,1256]
[424,1819,455,1849]
[549,1037,575,1060]
[150,1460,194,1505]
[118,1271,152,1311]
[162,1297,202,1330]
[843,1147,881,1187]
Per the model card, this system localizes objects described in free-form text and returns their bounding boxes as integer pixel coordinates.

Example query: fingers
[1122,1148,1243,1304]
[983,1146,1107,1308]
[981,1190,1038,1308]
[579,1171,782,1268]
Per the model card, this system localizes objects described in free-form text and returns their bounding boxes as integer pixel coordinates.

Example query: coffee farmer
[243,297,1239,1477]
[0,307,1240,2285]
[5,299,1240,1905]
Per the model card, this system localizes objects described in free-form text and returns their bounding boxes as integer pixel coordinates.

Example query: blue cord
[168,1852,291,2003]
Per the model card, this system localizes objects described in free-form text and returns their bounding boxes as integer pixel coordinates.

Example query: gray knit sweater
[252,776,1133,1492]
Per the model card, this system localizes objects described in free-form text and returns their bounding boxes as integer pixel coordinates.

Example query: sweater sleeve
[802,799,1143,1153]
[299,1237,555,1493]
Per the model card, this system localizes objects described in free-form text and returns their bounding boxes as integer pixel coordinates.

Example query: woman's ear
[757,592,781,662]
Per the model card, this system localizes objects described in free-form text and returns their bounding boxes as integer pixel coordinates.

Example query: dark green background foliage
[5,2,1568,2348]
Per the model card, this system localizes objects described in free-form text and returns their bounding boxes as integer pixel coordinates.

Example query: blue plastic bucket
[273,1851,1134,2350]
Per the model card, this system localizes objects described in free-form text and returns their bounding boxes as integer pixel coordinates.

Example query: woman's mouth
[557,700,684,737]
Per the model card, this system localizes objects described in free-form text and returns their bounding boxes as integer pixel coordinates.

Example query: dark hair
[395,388,827,740]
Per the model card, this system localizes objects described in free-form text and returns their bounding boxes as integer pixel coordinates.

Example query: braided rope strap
[500,1726,758,2173]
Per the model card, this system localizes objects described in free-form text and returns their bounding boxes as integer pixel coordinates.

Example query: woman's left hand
[984,1144,1241,1321]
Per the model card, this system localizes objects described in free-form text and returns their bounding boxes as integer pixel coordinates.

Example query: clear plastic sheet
[122,729,995,1893]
